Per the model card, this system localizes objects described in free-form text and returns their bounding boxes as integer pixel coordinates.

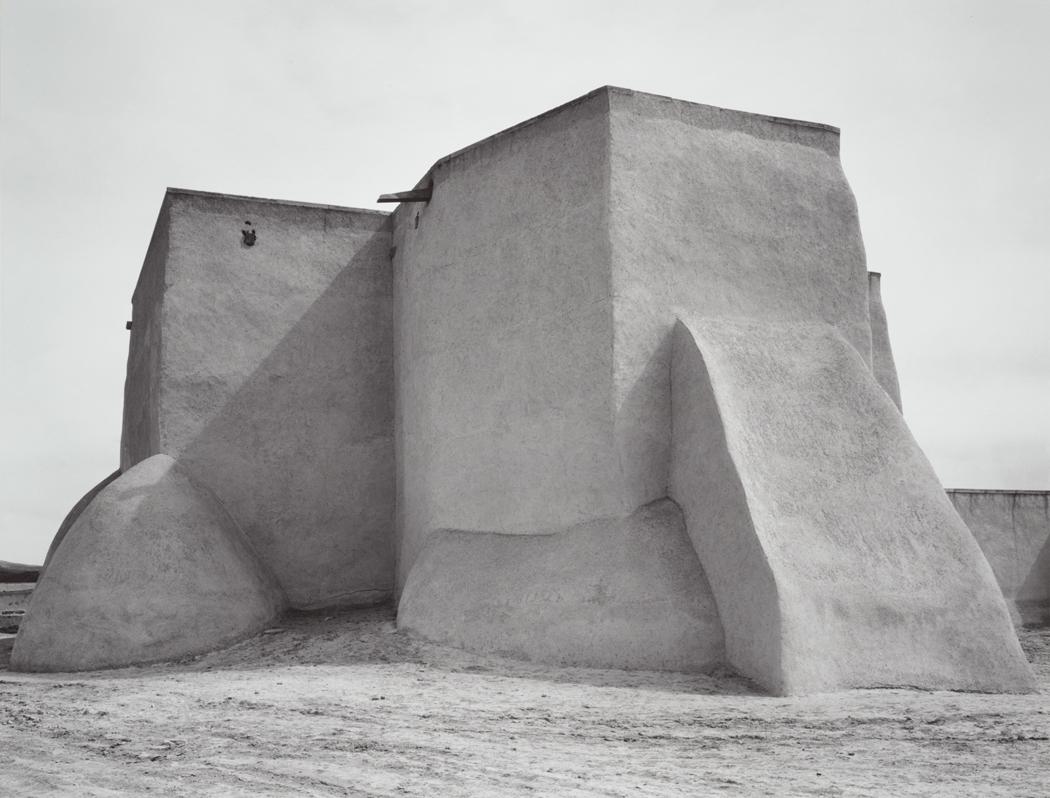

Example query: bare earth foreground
[2,608,1048,797]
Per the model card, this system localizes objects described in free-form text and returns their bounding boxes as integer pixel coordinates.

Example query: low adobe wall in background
[1,586,34,614]
[948,490,1050,625]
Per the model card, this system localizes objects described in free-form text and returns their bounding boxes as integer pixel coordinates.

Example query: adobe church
[11,87,1038,695]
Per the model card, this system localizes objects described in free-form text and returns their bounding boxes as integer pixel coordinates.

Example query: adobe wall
[606,88,873,506]
[121,198,169,466]
[949,490,1050,625]
[391,89,620,592]
[398,499,724,672]
[0,586,33,614]
[121,190,395,609]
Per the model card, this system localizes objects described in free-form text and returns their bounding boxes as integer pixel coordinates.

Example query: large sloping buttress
[670,319,1033,694]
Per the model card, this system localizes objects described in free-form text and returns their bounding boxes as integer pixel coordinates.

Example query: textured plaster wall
[391,90,620,592]
[669,321,780,686]
[121,198,169,467]
[43,469,120,570]
[607,88,873,504]
[867,272,902,410]
[949,490,1050,625]
[399,499,724,671]
[671,319,1033,694]
[121,191,395,609]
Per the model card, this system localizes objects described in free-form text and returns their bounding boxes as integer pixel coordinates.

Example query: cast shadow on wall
[170,238,396,611]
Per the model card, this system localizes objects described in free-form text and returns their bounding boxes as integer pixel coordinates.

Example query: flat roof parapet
[393,85,843,211]
[165,187,390,217]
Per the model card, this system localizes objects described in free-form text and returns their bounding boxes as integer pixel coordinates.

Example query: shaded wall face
[121,199,169,468]
[123,194,395,610]
[392,94,618,592]
[607,91,872,507]
[949,491,1050,621]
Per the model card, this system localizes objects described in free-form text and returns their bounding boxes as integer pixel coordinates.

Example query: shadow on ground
[3,604,758,696]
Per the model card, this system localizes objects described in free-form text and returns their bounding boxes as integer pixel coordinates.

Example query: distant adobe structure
[12,87,1038,694]
[947,490,1050,627]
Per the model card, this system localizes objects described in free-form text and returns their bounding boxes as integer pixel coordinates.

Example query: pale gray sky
[2,0,1047,564]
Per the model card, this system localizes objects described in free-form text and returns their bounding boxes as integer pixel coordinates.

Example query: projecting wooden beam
[376,188,432,203]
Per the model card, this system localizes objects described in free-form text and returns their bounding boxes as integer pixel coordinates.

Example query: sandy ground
[1,607,1048,797]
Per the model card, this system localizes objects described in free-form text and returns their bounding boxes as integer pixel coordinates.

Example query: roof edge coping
[402,85,841,199]
[165,187,390,216]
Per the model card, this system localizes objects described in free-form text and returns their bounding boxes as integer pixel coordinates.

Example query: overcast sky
[1,0,1047,564]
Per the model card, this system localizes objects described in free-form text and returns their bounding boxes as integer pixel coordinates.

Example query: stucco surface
[608,88,873,510]
[391,90,619,593]
[949,490,1050,625]
[398,499,724,672]
[120,198,169,467]
[671,318,1034,694]
[867,272,903,410]
[11,455,283,672]
[122,191,395,609]
[42,469,121,571]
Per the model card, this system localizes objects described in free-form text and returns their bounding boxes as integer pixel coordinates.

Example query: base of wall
[398,499,725,673]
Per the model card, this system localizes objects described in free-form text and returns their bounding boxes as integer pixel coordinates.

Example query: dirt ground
[1,607,1047,797]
